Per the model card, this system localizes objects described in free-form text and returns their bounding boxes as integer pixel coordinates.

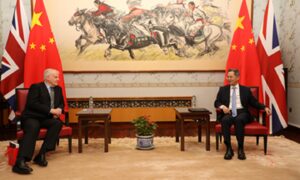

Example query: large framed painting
[39,0,253,72]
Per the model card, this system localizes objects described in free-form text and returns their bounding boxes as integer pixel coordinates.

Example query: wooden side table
[76,109,112,153]
[175,108,211,151]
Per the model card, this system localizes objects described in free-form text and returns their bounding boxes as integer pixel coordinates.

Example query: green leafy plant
[132,115,158,136]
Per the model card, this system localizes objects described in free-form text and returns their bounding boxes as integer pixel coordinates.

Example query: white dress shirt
[44,82,52,95]
[229,84,243,110]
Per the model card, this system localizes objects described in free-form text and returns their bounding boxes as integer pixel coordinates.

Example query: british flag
[0,0,29,120]
[257,0,288,134]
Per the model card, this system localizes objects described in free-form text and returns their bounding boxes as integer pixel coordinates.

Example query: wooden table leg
[104,118,108,152]
[206,116,210,151]
[175,119,179,142]
[78,118,82,153]
[108,118,111,144]
[198,122,202,142]
[84,121,88,144]
[180,118,185,151]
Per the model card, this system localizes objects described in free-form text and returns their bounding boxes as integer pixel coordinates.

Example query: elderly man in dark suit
[13,68,64,174]
[214,68,271,160]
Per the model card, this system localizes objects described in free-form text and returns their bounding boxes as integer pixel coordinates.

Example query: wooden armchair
[15,88,72,153]
[215,87,269,154]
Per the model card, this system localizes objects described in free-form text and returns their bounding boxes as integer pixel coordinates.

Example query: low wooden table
[76,109,112,153]
[175,108,211,151]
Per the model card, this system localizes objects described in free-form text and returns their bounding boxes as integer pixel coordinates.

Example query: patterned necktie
[50,87,55,108]
[231,86,237,117]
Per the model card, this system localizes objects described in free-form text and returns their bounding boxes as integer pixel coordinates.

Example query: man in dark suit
[214,68,271,160]
[13,68,64,174]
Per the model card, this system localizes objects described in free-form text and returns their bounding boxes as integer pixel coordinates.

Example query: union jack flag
[0,0,29,120]
[257,0,288,134]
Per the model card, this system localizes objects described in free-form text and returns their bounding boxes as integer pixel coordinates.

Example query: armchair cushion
[215,121,268,135]
[16,125,72,139]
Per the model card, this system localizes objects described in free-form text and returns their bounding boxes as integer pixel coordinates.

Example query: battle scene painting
[43,0,252,72]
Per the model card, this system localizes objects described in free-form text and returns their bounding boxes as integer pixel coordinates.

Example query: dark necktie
[50,87,55,108]
[232,86,237,117]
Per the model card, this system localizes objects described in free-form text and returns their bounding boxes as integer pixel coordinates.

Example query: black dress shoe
[33,154,48,167]
[238,148,246,160]
[224,148,234,160]
[24,163,33,172]
[12,159,31,174]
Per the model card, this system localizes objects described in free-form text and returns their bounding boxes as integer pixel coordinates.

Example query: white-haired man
[13,68,64,174]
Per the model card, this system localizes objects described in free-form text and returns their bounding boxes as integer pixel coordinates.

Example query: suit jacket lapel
[239,85,246,106]
[53,86,58,107]
[225,85,230,106]
[41,83,51,105]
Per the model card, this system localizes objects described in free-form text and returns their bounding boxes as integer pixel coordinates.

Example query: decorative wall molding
[65,82,223,88]
[67,97,192,108]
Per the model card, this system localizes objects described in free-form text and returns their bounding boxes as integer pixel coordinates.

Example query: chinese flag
[24,0,68,112]
[224,0,263,102]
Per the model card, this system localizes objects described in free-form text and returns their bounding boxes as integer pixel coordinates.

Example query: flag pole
[31,0,34,16]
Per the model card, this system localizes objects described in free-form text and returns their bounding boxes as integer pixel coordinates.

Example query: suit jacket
[22,82,64,120]
[214,85,265,121]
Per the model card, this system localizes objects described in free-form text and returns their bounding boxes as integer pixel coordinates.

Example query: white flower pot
[136,135,154,150]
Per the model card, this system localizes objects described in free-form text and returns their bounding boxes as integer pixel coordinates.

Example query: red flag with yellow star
[224,0,263,102]
[24,0,68,112]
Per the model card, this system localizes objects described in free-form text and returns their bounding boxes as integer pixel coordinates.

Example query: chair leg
[216,133,219,151]
[256,136,259,145]
[68,136,72,153]
[264,135,267,155]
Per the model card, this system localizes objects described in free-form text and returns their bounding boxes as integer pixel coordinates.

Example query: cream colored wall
[1,0,300,127]
[64,72,223,120]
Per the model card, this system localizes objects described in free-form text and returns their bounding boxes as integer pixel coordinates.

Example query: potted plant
[132,115,158,150]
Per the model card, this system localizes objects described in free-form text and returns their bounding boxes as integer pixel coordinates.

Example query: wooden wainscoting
[67,96,192,123]
[111,107,175,122]
[67,96,195,137]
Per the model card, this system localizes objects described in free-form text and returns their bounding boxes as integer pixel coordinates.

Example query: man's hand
[265,107,271,116]
[221,106,231,114]
[50,108,62,116]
